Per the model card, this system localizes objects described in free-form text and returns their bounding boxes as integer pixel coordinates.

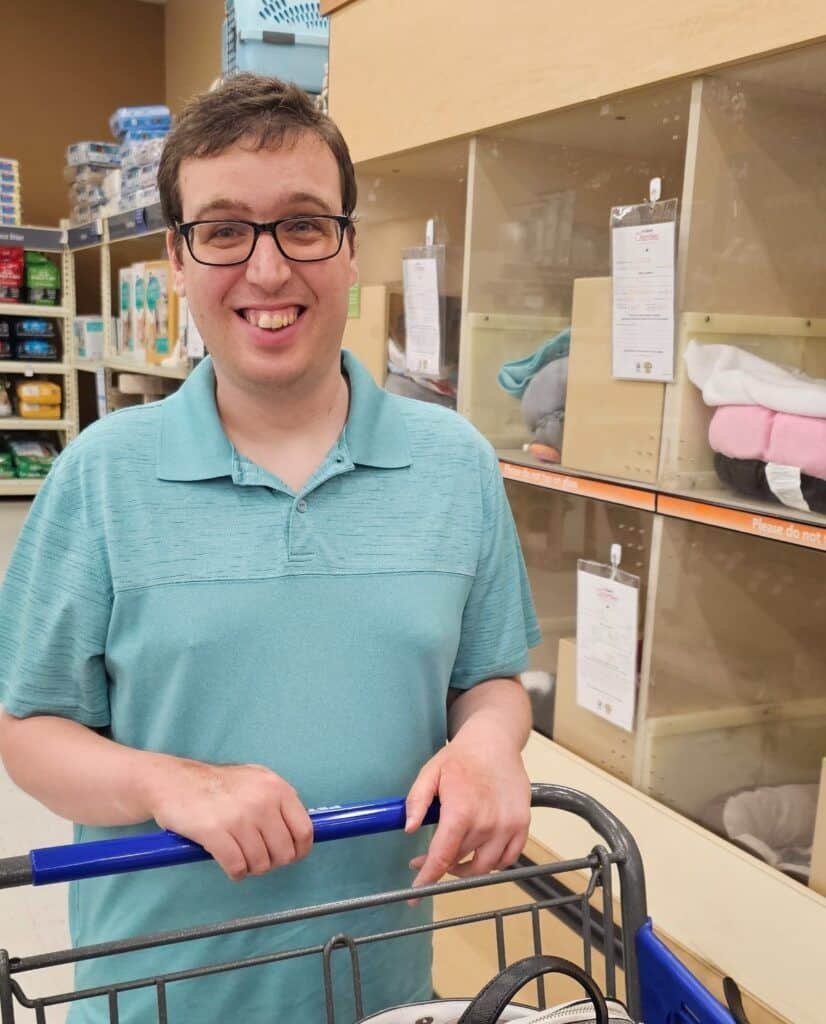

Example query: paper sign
[576,562,639,732]
[403,256,441,375]
[612,219,676,382]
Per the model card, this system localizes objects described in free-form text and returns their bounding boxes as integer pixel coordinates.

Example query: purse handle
[457,954,610,1024]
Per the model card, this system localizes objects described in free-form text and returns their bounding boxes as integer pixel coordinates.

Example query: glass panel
[506,479,654,744]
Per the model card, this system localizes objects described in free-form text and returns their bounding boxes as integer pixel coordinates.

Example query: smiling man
[0,75,539,1022]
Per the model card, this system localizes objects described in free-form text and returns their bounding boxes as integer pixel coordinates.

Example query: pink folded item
[708,405,774,461]
[767,413,826,482]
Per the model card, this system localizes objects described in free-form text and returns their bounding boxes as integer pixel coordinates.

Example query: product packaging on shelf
[73,316,104,361]
[0,246,24,303]
[119,267,134,355]
[66,142,121,168]
[130,263,147,360]
[142,261,179,365]
[15,380,62,406]
[7,437,59,477]
[24,252,61,306]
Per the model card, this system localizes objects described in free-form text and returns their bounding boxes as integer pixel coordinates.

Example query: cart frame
[0,784,651,1023]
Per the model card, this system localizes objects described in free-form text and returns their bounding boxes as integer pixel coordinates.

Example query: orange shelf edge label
[658,495,826,552]
[499,461,656,511]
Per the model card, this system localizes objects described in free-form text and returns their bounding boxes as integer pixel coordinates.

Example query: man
[0,75,539,1022]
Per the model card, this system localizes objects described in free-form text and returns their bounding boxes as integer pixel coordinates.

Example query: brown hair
[158,73,357,247]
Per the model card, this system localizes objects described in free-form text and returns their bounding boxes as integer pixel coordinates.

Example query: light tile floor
[0,502,73,1022]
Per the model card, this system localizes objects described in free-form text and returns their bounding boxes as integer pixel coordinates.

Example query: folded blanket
[710,405,826,482]
[685,339,826,417]
[497,327,571,397]
[714,453,826,514]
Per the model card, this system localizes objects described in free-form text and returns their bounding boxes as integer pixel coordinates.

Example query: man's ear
[166,228,186,297]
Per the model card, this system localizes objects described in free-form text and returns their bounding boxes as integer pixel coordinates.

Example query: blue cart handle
[0,797,440,888]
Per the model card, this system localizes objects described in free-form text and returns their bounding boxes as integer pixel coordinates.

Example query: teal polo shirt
[0,350,539,1023]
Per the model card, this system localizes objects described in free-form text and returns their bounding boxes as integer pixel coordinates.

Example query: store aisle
[0,501,73,1021]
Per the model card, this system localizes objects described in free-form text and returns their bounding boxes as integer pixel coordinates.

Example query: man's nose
[244,230,292,290]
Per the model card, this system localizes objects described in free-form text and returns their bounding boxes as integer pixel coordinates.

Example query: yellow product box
[130,262,147,361]
[16,381,62,405]
[142,260,179,366]
[19,401,62,419]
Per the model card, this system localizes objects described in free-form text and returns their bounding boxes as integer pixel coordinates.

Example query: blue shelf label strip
[0,226,63,252]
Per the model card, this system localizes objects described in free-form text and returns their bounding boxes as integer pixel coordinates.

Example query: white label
[185,309,205,359]
[402,257,441,376]
[611,219,676,382]
[765,462,810,512]
[576,565,639,732]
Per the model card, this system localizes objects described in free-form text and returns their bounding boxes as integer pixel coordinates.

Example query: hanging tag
[576,556,640,732]
[648,177,662,204]
[610,196,678,382]
[402,242,445,377]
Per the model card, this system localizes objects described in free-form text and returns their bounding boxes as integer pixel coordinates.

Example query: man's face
[167,133,357,393]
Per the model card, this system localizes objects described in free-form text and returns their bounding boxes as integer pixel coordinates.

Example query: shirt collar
[156,349,411,482]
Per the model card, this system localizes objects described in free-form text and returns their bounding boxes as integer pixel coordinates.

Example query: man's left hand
[404,699,531,893]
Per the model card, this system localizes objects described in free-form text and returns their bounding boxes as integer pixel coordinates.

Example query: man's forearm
[0,711,168,826]
[446,676,532,748]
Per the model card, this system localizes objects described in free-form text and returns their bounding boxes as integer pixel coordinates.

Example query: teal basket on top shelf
[223,0,329,95]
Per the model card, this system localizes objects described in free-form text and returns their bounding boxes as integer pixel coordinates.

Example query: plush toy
[497,328,571,464]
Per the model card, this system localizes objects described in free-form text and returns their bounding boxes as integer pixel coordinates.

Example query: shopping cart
[0,784,743,1023]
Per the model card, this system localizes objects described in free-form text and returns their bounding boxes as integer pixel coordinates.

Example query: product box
[0,246,24,303]
[142,261,178,365]
[130,262,147,361]
[25,252,61,306]
[118,267,133,355]
[73,316,104,361]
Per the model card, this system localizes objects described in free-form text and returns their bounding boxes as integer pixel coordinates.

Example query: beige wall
[2,1,165,229]
[165,0,225,114]
[2,1,165,311]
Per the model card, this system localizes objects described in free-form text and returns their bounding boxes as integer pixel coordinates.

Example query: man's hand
[404,678,532,894]
[145,756,314,881]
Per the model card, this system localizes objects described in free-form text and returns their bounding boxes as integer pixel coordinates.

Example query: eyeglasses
[177,215,352,266]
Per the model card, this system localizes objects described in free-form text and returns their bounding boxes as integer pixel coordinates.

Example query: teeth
[245,309,299,330]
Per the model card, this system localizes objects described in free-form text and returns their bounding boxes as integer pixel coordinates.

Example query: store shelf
[500,453,826,553]
[0,303,69,319]
[499,452,657,512]
[73,358,104,373]
[0,361,69,375]
[106,356,189,380]
[0,418,70,431]
[0,478,44,496]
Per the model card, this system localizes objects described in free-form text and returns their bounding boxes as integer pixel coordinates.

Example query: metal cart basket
[0,784,740,1023]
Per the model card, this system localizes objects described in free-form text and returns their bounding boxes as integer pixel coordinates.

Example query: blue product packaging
[14,319,56,339]
[109,105,171,138]
[14,338,59,361]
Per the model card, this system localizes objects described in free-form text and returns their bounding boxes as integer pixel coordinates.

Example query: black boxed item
[14,338,59,361]
[13,317,57,339]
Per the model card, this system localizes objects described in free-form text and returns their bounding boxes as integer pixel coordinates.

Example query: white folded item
[684,339,826,417]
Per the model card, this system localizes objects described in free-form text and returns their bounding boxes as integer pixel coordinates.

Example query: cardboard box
[142,260,178,365]
[118,267,134,356]
[130,262,146,361]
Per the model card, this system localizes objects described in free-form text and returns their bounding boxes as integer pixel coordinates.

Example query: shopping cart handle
[0,797,440,888]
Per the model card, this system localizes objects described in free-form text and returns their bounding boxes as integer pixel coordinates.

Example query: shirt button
[296,499,308,513]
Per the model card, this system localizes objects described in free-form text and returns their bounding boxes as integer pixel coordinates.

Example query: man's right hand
[144,756,314,881]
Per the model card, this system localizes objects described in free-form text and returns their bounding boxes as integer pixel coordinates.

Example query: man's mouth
[237,306,306,331]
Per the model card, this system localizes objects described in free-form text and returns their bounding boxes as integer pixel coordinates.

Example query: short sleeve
[0,454,112,725]
[450,448,541,689]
